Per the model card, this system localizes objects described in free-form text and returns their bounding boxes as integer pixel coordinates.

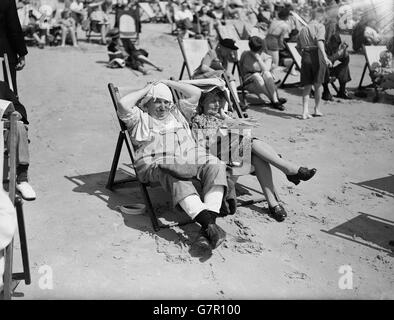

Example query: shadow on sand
[65,167,221,261]
[322,212,394,256]
[353,174,394,198]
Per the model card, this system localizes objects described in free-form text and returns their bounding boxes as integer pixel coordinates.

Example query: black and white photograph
[1,0,393,303]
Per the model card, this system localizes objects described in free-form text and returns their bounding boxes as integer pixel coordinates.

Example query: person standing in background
[322,0,352,101]
[297,7,331,120]
[0,0,28,97]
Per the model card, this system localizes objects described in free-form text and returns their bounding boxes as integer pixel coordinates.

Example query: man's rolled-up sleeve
[117,105,143,129]
[316,24,326,42]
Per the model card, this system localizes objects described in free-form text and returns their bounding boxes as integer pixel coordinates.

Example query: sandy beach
[8,20,394,299]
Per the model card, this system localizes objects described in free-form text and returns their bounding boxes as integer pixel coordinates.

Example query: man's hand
[16,56,26,71]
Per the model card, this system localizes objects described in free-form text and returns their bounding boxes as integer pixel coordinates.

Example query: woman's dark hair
[197,88,226,114]
[248,36,266,52]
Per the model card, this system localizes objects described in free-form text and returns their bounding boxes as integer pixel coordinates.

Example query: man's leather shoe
[322,91,334,101]
[192,228,212,254]
[206,223,226,249]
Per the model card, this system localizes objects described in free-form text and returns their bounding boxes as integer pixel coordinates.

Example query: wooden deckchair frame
[177,37,211,80]
[177,37,248,118]
[215,21,240,42]
[231,40,251,106]
[1,108,31,300]
[357,45,388,102]
[106,83,160,231]
[280,41,302,88]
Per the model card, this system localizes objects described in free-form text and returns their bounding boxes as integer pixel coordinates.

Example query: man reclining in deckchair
[117,80,228,253]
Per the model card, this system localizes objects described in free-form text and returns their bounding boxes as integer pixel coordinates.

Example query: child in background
[371,50,394,90]
[59,8,78,47]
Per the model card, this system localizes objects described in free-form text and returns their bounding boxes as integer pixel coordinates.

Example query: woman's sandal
[286,167,317,185]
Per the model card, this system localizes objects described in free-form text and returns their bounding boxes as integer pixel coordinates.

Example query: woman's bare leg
[70,26,78,46]
[137,55,162,71]
[313,83,323,116]
[60,26,67,46]
[252,140,299,175]
[302,84,313,119]
[138,65,150,75]
[248,73,277,103]
[261,71,279,103]
[100,24,106,44]
[252,155,278,207]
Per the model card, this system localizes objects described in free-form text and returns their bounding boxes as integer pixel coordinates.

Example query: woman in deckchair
[239,36,287,111]
[172,78,317,222]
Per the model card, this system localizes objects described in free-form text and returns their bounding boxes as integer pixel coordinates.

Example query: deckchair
[177,37,210,79]
[280,42,340,94]
[1,101,31,300]
[106,83,162,231]
[118,9,140,43]
[158,1,167,18]
[139,2,156,22]
[231,40,250,105]
[357,45,388,102]
[280,42,302,88]
[178,37,249,117]
[0,54,14,92]
[177,38,247,117]
[233,21,249,40]
[215,21,240,42]
[231,39,250,78]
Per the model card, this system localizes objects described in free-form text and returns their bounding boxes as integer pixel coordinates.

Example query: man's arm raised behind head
[117,83,154,127]
[118,83,153,115]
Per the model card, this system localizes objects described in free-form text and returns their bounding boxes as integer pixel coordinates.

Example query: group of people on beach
[112,0,393,255]
[1,0,394,264]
